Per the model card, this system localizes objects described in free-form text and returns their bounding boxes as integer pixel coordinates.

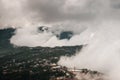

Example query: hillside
[0,28,84,80]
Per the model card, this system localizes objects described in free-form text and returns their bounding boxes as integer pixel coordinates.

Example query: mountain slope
[0,28,15,49]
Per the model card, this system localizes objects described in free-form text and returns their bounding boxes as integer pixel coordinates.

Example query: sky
[0,0,119,27]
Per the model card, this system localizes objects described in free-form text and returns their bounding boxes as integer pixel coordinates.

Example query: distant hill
[0,28,83,80]
[38,26,74,40]
[0,28,15,49]
[0,28,83,54]
[0,27,75,49]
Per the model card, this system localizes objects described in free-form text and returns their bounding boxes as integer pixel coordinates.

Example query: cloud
[0,0,33,28]
[58,20,120,80]
[25,0,97,23]
[24,0,120,23]
[10,24,87,47]
[0,0,120,27]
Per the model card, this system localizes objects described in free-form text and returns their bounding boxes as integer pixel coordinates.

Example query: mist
[1,0,120,80]
[58,21,120,80]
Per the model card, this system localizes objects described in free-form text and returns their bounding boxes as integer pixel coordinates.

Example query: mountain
[0,28,104,80]
[57,31,73,40]
[0,27,74,49]
[38,26,74,40]
[0,28,83,80]
[0,28,15,49]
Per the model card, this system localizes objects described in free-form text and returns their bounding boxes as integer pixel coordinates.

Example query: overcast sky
[0,0,120,28]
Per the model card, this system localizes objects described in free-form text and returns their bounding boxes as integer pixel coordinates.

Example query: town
[0,46,84,80]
